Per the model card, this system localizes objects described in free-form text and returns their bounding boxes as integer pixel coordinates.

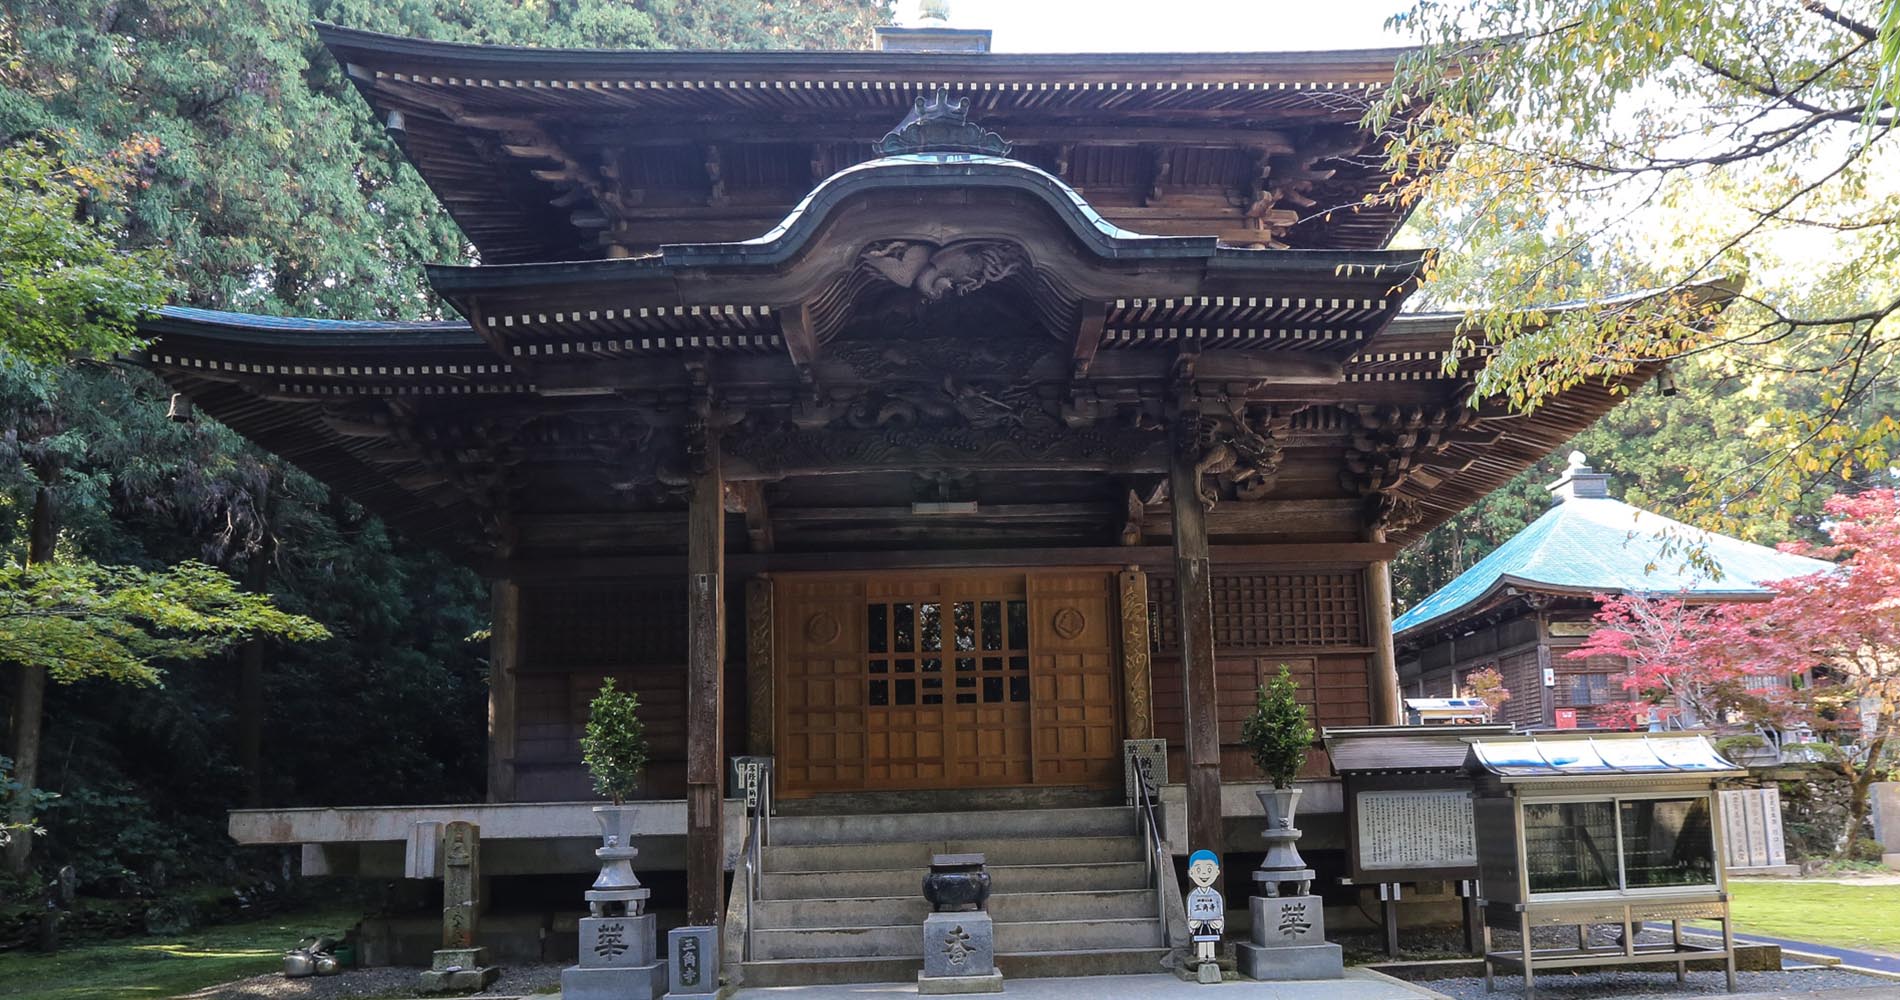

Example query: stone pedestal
[919,911,1002,994]
[561,914,666,1000]
[1236,894,1343,981]
[666,925,719,998]
[418,946,502,993]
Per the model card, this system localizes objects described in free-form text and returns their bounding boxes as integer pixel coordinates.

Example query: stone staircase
[737,804,1173,987]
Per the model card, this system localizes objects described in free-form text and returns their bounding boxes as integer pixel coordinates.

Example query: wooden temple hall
[142,23,1669,980]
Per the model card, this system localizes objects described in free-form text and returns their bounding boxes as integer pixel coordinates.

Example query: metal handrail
[1133,769,1175,949]
[739,758,773,964]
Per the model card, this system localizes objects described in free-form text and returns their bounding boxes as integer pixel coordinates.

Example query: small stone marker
[418,821,501,994]
[1185,849,1225,984]
[919,854,1002,994]
[666,925,719,998]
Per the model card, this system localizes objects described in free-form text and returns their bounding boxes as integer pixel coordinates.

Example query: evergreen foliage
[1240,666,1313,789]
[0,0,890,319]
[0,0,889,902]
[581,679,648,806]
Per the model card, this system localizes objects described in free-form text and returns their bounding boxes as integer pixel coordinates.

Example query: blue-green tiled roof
[1392,495,1833,637]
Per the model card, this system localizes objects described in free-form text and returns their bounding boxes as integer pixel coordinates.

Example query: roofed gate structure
[146,25,1691,981]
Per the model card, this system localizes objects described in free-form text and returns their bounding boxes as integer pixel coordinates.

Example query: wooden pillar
[5,479,57,873]
[1365,556,1402,726]
[685,433,727,928]
[487,580,521,804]
[1117,567,1153,740]
[1168,450,1223,856]
[745,575,774,757]
[238,493,275,809]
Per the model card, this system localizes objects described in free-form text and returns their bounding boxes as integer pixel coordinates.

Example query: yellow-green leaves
[0,559,328,685]
[1374,0,1900,529]
[0,140,175,366]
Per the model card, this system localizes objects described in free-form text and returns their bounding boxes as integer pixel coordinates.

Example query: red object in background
[1554,708,1578,729]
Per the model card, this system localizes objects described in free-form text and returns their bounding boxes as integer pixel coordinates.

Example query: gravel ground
[1423,967,1893,1000]
[171,962,562,1000]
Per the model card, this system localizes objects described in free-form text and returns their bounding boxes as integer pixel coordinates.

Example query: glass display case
[1465,733,1744,999]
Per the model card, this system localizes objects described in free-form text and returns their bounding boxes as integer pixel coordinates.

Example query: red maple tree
[1574,490,1897,853]
[1569,593,1753,728]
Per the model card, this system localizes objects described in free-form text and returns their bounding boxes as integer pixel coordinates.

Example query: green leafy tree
[0,139,174,364]
[1,0,890,320]
[1371,0,1900,533]
[582,679,649,805]
[1240,666,1314,788]
[0,560,326,685]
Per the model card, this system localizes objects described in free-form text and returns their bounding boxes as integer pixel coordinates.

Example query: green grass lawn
[0,908,360,1000]
[1728,880,1900,956]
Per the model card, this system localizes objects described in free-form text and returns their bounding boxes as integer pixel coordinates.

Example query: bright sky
[893,0,1414,53]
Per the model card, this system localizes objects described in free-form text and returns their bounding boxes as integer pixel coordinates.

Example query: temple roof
[140,87,1708,563]
[318,23,1427,263]
[1393,468,1833,640]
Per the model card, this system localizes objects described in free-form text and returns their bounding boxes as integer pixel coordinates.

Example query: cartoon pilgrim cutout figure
[1185,849,1225,966]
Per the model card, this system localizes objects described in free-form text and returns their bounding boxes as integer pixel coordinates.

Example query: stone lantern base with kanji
[561,805,668,1000]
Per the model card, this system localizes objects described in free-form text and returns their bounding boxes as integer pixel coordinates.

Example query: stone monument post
[564,805,668,1000]
[418,821,501,993]
[919,853,1002,994]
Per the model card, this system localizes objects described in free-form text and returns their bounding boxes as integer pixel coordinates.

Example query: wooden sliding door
[775,568,1119,797]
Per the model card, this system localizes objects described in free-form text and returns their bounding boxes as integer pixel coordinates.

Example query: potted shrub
[581,679,651,912]
[1240,665,1317,892]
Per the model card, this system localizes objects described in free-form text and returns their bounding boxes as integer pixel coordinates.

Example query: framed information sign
[1355,789,1477,872]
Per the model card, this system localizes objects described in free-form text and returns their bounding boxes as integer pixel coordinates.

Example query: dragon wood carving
[1184,400,1298,510]
[861,240,1025,301]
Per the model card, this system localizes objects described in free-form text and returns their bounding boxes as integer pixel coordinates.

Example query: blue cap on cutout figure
[1185,850,1225,980]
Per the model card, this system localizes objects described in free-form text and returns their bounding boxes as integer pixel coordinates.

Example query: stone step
[749,917,1165,961]
[767,805,1135,846]
[1001,917,1167,953]
[762,834,1142,872]
[738,948,1171,987]
[761,861,1149,900]
[739,955,919,987]
[751,888,1158,929]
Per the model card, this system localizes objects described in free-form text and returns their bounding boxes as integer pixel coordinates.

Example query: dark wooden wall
[1148,565,1373,781]
[511,580,748,802]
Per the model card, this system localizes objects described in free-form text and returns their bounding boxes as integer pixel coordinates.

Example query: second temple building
[142,24,1695,984]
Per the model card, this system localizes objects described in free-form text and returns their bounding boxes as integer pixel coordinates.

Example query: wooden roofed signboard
[1324,725,1510,884]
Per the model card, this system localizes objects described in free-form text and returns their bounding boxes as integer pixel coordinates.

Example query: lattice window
[865,596,1029,709]
[1149,569,1366,653]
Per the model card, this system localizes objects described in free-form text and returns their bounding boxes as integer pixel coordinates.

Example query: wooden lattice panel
[1028,572,1120,787]
[523,583,687,670]
[1150,569,1367,653]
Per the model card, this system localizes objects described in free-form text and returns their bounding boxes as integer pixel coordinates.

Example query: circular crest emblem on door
[1051,606,1087,640]
[803,610,842,646]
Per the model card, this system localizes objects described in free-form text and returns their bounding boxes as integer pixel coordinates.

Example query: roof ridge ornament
[875,91,1012,157]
